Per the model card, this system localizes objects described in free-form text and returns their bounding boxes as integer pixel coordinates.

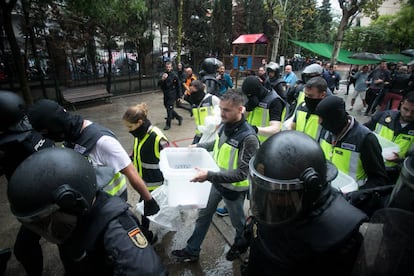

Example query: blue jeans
[185,185,246,255]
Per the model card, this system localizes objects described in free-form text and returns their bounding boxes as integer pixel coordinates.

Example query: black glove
[251,125,258,133]
[144,198,160,216]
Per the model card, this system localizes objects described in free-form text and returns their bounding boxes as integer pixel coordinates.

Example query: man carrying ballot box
[171,90,259,262]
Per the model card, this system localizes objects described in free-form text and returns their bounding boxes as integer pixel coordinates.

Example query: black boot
[177,116,183,126]
[164,120,171,130]
[0,248,11,276]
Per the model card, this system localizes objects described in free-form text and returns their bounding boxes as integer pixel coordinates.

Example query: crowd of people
[1,55,414,275]
[345,61,413,116]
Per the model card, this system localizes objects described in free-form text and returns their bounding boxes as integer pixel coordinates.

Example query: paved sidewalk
[0,89,242,275]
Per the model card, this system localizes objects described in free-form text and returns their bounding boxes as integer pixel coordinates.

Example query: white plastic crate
[159,147,219,208]
[374,133,400,160]
[331,170,358,194]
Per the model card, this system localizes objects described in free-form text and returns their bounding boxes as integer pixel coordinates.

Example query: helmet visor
[19,211,78,244]
[14,204,60,224]
[249,158,304,225]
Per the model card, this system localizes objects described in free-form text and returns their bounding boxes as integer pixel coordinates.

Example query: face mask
[129,126,147,139]
[22,211,78,244]
[304,97,322,113]
[129,119,151,139]
[321,117,347,135]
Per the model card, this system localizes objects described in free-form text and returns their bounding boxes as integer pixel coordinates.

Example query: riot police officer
[0,91,55,275]
[7,147,167,275]
[199,58,222,98]
[351,154,414,275]
[264,61,286,99]
[242,76,286,143]
[245,131,368,276]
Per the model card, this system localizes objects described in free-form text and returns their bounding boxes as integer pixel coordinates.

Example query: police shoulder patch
[385,116,392,123]
[128,228,148,248]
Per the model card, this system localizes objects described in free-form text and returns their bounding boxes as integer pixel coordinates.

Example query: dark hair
[190,80,204,92]
[304,76,327,93]
[403,92,414,103]
[221,89,244,106]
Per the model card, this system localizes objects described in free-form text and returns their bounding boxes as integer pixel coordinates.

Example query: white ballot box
[159,147,219,208]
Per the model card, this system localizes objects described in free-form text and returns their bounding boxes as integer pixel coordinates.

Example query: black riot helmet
[387,156,414,211]
[265,62,281,78]
[0,91,26,132]
[200,58,223,75]
[249,130,337,226]
[8,147,97,243]
[301,63,323,83]
[28,99,83,142]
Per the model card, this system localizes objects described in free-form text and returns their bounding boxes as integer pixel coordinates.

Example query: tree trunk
[177,0,183,64]
[331,12,349,64]
[106,44,112,93]
[29,26,47,98]
[271,21,282,62]
[87,36,98,78]
[2,0,33,104]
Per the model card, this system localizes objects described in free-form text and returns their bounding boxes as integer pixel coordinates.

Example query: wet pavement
[0,89,244,275]
[0,73,369,275]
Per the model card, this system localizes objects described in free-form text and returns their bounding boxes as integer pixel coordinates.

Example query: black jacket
[247,191,367,276]
[58,192,167,276]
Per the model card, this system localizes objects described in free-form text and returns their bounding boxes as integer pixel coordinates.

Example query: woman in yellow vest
[123,102,169,242]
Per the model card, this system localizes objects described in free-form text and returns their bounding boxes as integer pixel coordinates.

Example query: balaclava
[242,76,266,111]
[315,96,348,135]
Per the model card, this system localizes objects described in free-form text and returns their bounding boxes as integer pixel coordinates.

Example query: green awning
[380,53,412,64]
[290,40,412,65]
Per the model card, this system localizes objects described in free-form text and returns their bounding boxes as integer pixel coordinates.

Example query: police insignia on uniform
[253,223,258,238]
[385,116,392,123]
[128,228,148,248]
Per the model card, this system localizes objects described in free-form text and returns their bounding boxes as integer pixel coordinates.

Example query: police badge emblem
[385,116,392,123]
[128,228,148,248]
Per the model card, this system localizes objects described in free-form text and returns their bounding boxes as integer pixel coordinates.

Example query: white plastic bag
[136,185,181,231]
[198,114,221,144]
[282,116,294,131]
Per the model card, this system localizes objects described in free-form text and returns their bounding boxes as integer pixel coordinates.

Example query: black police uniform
[201,75,221,98]
[58,191,167,276]
[246,191,367,276]
[159,70,182,128]
[0,118,54,276]
[264,76,286,99]
[0,118,54,180]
